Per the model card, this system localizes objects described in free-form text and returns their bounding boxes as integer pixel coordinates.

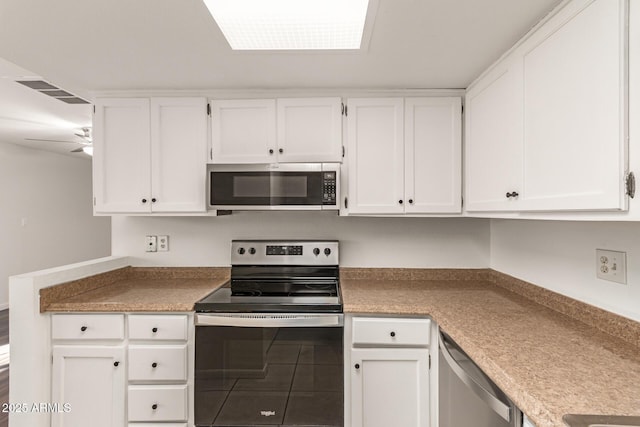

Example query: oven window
[195,326,343,426]
[211,172,322,205]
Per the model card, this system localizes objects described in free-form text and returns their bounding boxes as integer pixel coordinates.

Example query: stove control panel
[231,240,339,265]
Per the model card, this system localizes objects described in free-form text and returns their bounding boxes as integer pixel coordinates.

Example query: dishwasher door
[438,332,522,427]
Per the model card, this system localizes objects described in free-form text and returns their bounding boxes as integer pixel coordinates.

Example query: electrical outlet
[145,235,157,252]
[158,235,169,252]
[596,249,627,285]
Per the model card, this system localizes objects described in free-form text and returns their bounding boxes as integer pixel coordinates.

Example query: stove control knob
[324,248,332,256]
[313,248,320,256]
[238,247,245,255]
[249,247,256,255]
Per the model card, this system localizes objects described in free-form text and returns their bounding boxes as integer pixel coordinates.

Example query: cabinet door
[276,97,343,162]
[93,98,151,213]
[346,98,405,214]
[150,98,208,212]
[351,348,429,427]
[465,59,524,212]
[211,99,276,163]
[518,0,628,211]
[405,98,462,214]
[52,345,125,427]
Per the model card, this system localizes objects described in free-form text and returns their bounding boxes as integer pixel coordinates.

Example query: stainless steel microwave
[208,163,340,210]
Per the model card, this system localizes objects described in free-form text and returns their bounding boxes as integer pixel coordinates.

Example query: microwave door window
[211,172,271,205]
[270,173,323,205]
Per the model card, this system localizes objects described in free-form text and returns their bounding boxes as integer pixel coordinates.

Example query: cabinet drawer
[128,385,188,422]
[128,315,188,341]
[129,345,187,382]
[352,317,430,347]
[52,314,124,341]
[129,424,187,427]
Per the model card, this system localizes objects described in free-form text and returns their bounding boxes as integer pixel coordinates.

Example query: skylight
[202,0,372,50]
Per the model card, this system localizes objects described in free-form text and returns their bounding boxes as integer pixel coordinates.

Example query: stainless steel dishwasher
[439,331,523,427]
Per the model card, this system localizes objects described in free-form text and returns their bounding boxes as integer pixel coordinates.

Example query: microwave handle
[196,313,343,328]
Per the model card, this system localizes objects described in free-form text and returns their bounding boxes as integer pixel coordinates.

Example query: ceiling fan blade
[24,138,76,144]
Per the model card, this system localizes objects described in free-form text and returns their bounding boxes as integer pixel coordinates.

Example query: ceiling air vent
[15,79,89,104]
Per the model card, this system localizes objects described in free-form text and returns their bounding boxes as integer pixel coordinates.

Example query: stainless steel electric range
[194,240,343,427]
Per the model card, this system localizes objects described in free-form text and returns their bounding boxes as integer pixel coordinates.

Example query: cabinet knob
[151,362,158,368]
[142,198,147,204]
[354,363,360,369]
[80,326,87,332]
[390,331,396,337]
[269,149,274,154]
[152,327,158,333]
[151,198,157,203]
[408,199,414,205]
[398,199,403,205]
[506,191,520,199]
[152,404,158,410]
[279,148,283,154]
[113,361,120,367]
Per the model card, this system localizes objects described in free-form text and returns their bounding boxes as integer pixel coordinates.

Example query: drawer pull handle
[152,327,158,333]
[390,331,396,337]
[80,326,87,332]
[354,363,360,369]
[152,404,158,410]
[113,361,120,367]
[151,362,158,368]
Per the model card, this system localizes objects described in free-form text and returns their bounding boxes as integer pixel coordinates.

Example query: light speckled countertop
[40,267,229,312]
[340,271,640,427]
[41,266,640,427]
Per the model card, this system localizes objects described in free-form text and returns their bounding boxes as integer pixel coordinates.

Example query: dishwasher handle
[439,332,512,422]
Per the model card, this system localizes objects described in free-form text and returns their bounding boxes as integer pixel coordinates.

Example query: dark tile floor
[0,309,9,427]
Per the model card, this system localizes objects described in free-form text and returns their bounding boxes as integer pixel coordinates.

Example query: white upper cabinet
[346,98,405,214]
[346,97,462,215]
[211,99,276,163]
[405,97,462,214]
[276,97,343,162]
[150,98,208,212]
[94,97,208,214]
[211,97,343,163]
[94,98,152,213]
[465,59,524,212]
[465,0,629,212]
[518,0,627,211]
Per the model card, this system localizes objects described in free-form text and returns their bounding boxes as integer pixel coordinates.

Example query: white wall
[112,214,490,268]
[0,142,111,308]
[490,219,640,322]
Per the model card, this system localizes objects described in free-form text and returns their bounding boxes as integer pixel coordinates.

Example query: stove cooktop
[195,240,342,313]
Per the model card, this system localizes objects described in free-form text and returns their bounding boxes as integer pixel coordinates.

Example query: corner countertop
[339,268,640,427]
[40,265,640,427]
[40,267,229,312]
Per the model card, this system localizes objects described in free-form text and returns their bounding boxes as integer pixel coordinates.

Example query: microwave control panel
[322,172,337,205]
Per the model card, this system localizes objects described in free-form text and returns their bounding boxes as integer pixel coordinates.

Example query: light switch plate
[145,235,157,252]
[596,249,627,284]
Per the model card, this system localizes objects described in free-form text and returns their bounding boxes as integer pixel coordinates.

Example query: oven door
[209,163,339,210]
[195,313,344,427]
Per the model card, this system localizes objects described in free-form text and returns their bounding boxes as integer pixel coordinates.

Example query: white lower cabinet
[51,345,125,427]
[347,316,431,427]
[51,313,192,427]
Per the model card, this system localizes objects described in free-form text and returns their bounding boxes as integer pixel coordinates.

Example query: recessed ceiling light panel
[203,0,372,50]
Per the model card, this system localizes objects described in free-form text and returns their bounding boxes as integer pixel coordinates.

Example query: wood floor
[0,310,9,427]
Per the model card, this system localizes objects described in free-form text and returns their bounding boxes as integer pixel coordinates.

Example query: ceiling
[0,0,563,156]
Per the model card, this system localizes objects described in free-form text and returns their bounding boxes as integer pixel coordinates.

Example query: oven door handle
[196,313,343,327]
